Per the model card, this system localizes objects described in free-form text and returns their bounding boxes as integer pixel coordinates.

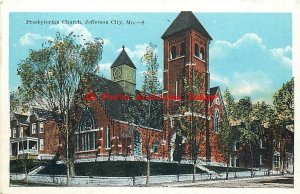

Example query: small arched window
[152,139,159,153]
[180,42,186,56]
[200,47,205,60]
[170,46,177,59]
[194,44,199,57]
[214,110,219,133]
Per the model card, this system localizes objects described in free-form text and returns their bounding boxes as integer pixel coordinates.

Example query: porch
[10,137,39,159]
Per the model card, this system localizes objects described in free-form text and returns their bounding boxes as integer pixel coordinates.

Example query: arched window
[214,110,219,133]
[77,107,97,151]
[180,42,186,56]
[200,47,205,60]
[194,44,199,57]
[152,139,159,153]
[78,107,96,132]
[170,46,177,59]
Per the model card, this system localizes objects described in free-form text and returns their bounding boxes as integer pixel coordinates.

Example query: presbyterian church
[73,11,225,163]
[10,11,226,165]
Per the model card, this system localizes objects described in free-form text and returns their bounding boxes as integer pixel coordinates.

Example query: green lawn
[38,161,207,177]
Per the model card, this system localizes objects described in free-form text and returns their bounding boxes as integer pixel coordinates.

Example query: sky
[9,12,292,104]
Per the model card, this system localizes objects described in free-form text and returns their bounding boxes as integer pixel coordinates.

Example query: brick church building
[73,11,226,164]
[10,11,294,172]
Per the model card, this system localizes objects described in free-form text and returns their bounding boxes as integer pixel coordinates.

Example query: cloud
[49,23,93,44]
[271,45,292,66]
[210,33,266,59]
[210,73,229,85]
[19,33,54,46]
[209,32,292,103]
[102,38,112,46]
[117,44,159,63]
[96,63,111,79]
[231,71,272,95]
[117,44,147,60]
[211,71,273,103]
[96,63,111,72]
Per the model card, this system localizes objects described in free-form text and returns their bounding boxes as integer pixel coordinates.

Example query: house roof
[210,86,219,96]
[111,46,136,69]
[11,113,29,125]
[31,107,56,121]
[162,11,212,40]
[210,86,221,106]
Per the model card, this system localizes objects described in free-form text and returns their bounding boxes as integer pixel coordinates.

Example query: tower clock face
[127,69,133,78]
[113,67,122,79]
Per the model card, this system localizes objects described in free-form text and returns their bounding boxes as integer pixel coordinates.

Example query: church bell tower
[111,46,136,95]
[162,11,212,161]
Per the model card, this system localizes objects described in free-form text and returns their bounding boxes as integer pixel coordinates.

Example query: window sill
[168,55,185,61]
[75,149,97,154]
[194,55,206,62]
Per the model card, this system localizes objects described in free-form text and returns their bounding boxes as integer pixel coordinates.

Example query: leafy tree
[174,69,205,183]
[273,77,294,124]
[10,91,21,113]
[218,88,239,179]
[124,43,162,186]
[17,32,103,185]
[237,97,275,177]
[223,88,237,122]
[272,78,294,173]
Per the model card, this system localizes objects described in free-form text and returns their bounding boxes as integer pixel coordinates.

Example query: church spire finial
[122,45,125,50]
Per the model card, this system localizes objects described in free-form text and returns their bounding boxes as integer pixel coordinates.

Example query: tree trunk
[66,110,70,186]
[146,100,151,186]
[65,109,75,186]
[250,144,254,178]
[146,157,150,186]
[226,152,230,180]
[193,160,196,183]
[146,127,150,186]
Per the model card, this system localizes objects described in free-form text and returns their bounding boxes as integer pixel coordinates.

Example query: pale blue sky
[9,12,292,103]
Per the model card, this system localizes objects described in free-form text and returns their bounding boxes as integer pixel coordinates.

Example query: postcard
[0,0,299,194]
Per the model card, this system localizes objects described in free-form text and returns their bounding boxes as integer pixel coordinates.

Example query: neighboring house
[228,122,294,172]
[265,123,294,172]
[10,113,33,159]
[10,108,61,160]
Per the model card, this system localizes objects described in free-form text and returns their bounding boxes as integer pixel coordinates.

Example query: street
[157,175,294,188]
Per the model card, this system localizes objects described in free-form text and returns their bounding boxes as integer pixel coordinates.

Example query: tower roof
[111,46,136,69]
[162,11,212,40]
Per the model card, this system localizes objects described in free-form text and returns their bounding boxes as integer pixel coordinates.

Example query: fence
[10,169,282,186]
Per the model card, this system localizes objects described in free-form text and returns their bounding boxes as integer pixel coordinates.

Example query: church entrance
[170,133,184,162]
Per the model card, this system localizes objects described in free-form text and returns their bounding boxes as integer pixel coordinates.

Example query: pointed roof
[210,86,219,96]
[31,107,56,120]
[162,11,212,40]
[11,113,29,125]
[111,46,136,69]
